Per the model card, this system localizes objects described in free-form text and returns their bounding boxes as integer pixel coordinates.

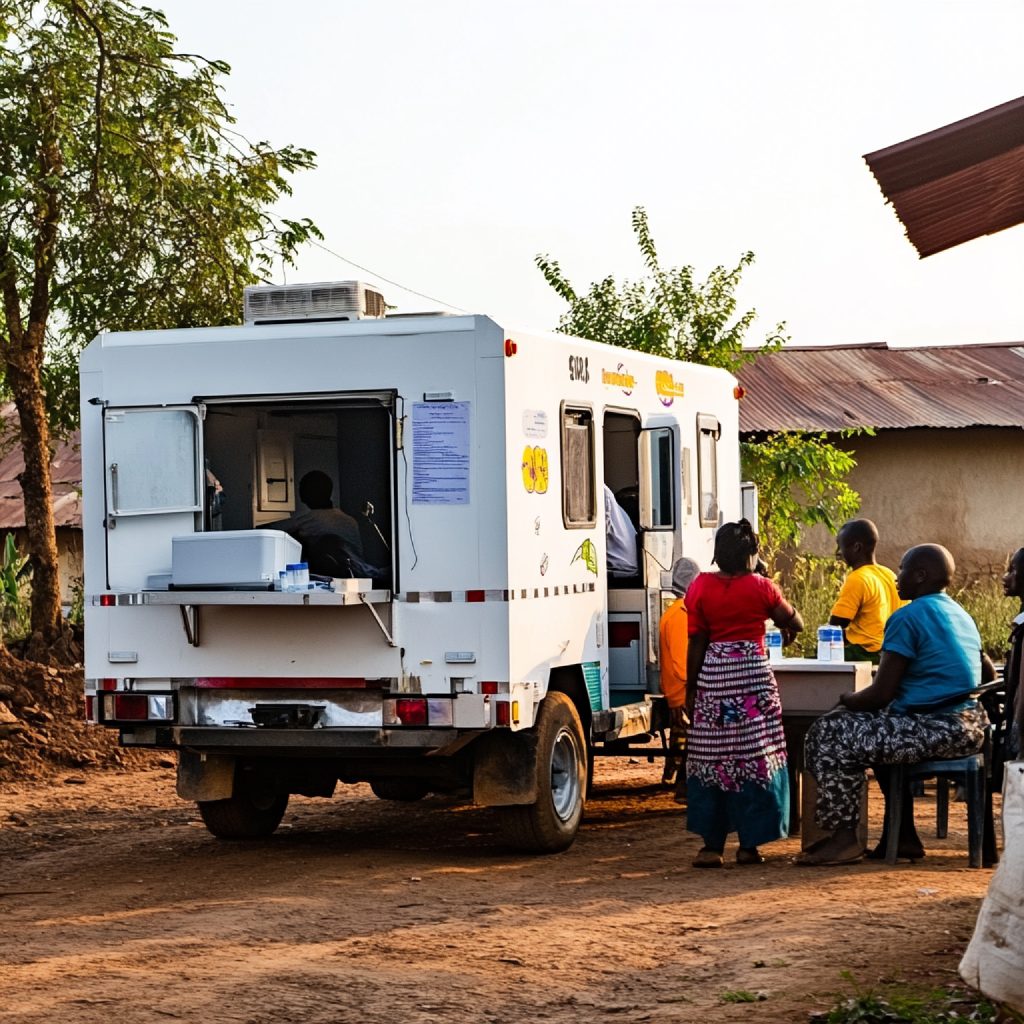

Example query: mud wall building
[737,342,1024,577]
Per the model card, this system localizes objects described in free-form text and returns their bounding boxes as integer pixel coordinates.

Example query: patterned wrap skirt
[685,640,790,847]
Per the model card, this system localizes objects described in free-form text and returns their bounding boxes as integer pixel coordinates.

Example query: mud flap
[472,729,539,806]
[176,750,235,802]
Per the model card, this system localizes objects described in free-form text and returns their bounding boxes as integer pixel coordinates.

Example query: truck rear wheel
[370,778,430,802]
[197,779,289,839]
[501,692,586,854]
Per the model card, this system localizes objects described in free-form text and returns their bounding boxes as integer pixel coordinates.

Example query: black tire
[501,692,587,854]
[197,781,289,839]
[370,778,430,802]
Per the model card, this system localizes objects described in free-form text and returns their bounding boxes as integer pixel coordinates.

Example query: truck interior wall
[203,403,393,564]
[334,406,392,567]
[203,410,254,531]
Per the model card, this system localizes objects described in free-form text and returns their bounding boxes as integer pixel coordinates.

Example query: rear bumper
[169,725,469,752]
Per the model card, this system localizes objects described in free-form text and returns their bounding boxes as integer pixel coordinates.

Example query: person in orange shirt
[659,557,700,788]
[830,519,903,663]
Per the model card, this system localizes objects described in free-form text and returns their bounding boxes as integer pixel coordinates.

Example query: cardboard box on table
[774,658,874,851]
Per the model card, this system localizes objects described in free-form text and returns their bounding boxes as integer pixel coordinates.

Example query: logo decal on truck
[602,364,635,396]
[569,355,590,383]
[655,370,686,406]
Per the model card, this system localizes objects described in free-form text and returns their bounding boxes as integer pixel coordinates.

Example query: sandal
[736,847,765,865]
[794,844,864,867]
[692,847,724,868]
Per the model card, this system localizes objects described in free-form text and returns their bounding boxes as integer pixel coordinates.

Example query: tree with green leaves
[0,1,320,661]
[740,431,862,568]
[537,207,860,561]
[536,207,786,369]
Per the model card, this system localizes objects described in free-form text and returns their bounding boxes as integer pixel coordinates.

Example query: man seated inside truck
[269,470,367,577]
[604,483,638,578]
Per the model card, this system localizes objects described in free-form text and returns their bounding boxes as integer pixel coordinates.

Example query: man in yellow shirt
[659,557,700,787]
[830,519,903,663]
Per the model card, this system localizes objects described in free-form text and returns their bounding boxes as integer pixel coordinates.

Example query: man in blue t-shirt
[798,544,993,866]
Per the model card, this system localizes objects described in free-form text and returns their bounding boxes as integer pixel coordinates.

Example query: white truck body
[80,285,744,850]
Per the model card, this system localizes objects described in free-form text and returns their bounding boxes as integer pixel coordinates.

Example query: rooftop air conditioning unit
[243,281,387,325]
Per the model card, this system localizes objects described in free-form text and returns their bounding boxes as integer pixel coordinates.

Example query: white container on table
[171,529,301,588]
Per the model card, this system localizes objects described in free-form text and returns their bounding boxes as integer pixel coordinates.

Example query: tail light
[383,697,454,727]
[84,695,97,723]
[100,692,175,724]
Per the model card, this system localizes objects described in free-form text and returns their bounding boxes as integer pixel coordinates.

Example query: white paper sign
[412,402,470,504]
[522,409,548,438]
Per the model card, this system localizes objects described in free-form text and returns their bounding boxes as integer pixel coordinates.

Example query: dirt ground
[0,756,997,1024]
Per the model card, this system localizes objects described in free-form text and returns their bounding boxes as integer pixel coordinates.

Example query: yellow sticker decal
[521,446,548,495]
[521,445,536,493]
[533,446,549,494]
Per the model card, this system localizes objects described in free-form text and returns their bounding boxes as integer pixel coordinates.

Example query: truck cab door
[102,405,205,590]
[638,424,676,583]
[638,425,678,675]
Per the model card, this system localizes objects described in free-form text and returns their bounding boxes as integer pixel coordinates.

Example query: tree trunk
[7,352,67,662]
[3,85,71,666]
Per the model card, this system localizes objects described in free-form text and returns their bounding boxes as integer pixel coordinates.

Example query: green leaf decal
[571,538,599,575]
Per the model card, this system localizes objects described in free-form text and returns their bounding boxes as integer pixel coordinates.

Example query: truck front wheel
[501,692,586,854]
[197,779,289,839]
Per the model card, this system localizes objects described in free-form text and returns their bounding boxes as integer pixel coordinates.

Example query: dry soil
[0,756,997,1024]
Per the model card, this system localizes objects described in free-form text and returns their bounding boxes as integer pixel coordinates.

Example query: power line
[308,240,469,313]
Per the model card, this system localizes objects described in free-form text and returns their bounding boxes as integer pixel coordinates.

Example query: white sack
[960,760,1024,1012]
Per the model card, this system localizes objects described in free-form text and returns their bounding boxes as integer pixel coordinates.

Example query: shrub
[778,560,1012,661]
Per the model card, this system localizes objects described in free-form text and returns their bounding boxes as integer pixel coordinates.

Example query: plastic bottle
[294,562,309,590]
[765,627,783,662]
[830,625,845,661]
[285,563,301,592]
[816,625,832,661]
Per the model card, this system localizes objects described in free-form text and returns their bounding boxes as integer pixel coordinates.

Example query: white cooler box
[171,530,301,588]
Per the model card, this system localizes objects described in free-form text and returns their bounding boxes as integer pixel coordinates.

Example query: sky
[158,0,1024,349]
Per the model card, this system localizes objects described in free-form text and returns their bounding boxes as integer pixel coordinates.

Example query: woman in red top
[684,520,803,867]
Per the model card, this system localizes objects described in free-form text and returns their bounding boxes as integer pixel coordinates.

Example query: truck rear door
[103,405,204,590]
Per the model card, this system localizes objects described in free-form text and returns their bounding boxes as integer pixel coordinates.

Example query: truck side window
[639,426,674,530]
[561,405,596,527]
[696,414,720,528]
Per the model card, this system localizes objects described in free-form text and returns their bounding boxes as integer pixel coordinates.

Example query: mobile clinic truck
[81,281,747,853]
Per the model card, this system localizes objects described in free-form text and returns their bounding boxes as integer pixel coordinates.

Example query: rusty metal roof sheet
[864,96,1024,257]
[736,341,1024,433]
[0,403,81,529]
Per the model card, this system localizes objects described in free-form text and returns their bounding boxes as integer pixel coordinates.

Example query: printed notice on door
[412,402,470,504]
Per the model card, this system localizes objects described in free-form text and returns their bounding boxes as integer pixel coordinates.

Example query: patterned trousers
[804,706,988,830]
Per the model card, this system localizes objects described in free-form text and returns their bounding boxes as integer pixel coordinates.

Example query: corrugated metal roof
[864,96,1024,257]
[0,404,81,529]
[736,341,1024,433]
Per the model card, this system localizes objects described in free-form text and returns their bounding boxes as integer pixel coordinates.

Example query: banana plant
[0,533,30,636]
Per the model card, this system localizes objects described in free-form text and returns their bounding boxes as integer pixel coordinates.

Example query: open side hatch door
[102,405,205,590]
